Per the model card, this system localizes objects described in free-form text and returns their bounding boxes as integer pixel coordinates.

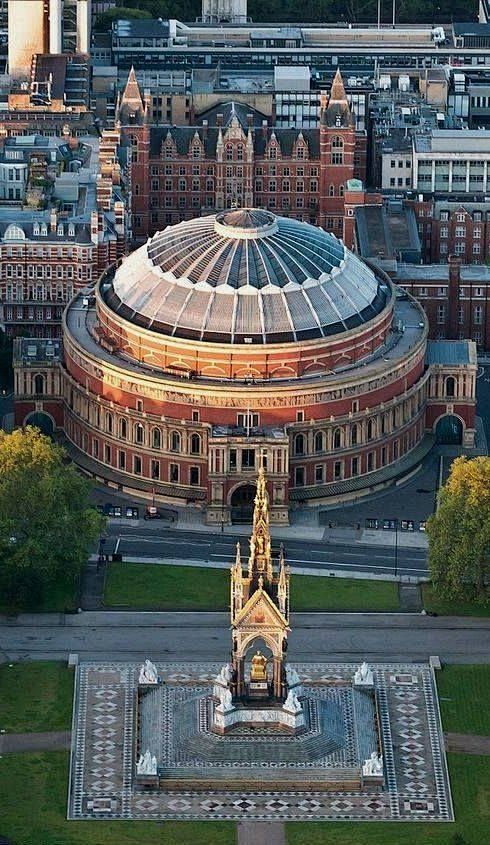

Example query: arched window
[328,184,335,197]
[392,408,397,428]
[351,424,359,446]
[367,419,375,441]
[152,427,161,450]
[105,412,113,434]
[294,433,305,456]
[314,431,324,453]
[332,136,343,148]
[339,184,344,197]
[134,423,144,445]
[4,224,25,241]
[446,376,456,398]
[237,144,244,161]
[119,418,127,439]
[190,433,201,455]
[34,373,44,395]
[333,428,342,449]
[171,430,181,452]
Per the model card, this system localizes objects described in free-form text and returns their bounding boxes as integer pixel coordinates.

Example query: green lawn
[0,661,73,733]
[294,575,399,612]
[422,584,490,617]
[0,576,79,614]
[437,665,490,736]
[0,752,487,845]
[0,751,234,845]
[287,754,489,845]
[104,563,400,612]
[104,563,230,610]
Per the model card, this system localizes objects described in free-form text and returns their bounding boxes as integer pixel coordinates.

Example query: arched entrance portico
[24,411,55,437]
[434,414,463,445]
[230,483,256,524]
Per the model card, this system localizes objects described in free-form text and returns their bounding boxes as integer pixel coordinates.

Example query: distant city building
[201,0,247,24]
[101,18,490,77]
[395,256,490,351]
[413,130,490,194]
[8,0,90,77]
[408,197,490,265]
[0,131,128,338]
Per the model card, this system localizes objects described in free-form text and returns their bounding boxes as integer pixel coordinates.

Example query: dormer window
[296,146,305,159]
[268,146,277,160]
[68,223,75,237]
[192,145,201,159]
[41,223,47,236]
[164,144,173,159]
[57,224,64,236]
[33,223,40,236]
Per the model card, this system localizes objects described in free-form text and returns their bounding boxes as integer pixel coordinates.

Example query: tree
[94,7,152,31]
[0,427,105,609]
[426,456,490,604]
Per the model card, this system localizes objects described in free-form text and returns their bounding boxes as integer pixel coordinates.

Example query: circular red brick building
[15,210,477,524]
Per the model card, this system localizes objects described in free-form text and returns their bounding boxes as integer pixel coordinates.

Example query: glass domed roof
[105,211,388,344]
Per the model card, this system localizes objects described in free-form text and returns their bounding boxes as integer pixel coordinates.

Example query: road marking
[207,552,427,574]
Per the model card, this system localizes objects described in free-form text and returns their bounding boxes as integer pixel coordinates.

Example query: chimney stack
[447,254,462,340]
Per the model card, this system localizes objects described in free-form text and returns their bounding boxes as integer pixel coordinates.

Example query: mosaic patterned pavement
[68,662,453,822]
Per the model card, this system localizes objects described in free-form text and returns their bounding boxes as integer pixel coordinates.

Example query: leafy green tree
[0,427,105,609]
[426,456,490,604]
[94,7,152,31]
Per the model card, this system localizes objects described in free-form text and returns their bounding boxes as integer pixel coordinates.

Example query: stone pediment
[233,587,288,631]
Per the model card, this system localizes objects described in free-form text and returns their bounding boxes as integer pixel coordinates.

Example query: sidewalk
[0,730,71,754]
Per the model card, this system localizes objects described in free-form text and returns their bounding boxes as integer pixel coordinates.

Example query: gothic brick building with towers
[118,68,367,244]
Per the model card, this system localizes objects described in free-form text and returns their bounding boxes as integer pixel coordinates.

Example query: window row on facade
[67,419,203,486]
[67,392,204,455]
[292,420,424,487]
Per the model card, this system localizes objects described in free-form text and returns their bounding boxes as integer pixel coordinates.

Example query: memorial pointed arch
[230,461,290,700]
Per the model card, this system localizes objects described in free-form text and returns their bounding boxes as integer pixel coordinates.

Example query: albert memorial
[68,464,453,823]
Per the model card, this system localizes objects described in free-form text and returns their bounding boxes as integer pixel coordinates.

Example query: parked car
[144,506,162,520]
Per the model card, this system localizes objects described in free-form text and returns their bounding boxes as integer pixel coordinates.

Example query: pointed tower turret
[231,541,244,616]
[320,68,354,128]
[277,543,289,619]
[248,459,273,585]
[117,66,145,124]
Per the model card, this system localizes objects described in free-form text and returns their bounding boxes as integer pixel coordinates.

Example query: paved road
[104,525,428,578]
[1,612,488,664]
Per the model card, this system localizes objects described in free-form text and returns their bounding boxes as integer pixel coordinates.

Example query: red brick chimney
[447,254,462,340]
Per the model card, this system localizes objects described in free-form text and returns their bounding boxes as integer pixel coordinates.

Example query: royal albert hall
[14,209,477,523]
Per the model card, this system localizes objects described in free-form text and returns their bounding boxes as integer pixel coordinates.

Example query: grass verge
[422,584,490,617]
[104,563,400,612]
[287,753,489,845]
[0,576,79,614]
[436,664,490,736]
[0,661,73,733]
[0,751,234,845]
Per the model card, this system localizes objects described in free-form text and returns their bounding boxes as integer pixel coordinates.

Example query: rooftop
[105,212,387,344]
[425,340,476,366]
[66,291,426,389]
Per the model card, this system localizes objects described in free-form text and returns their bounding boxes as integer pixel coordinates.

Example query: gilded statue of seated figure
[250,649,267,681]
